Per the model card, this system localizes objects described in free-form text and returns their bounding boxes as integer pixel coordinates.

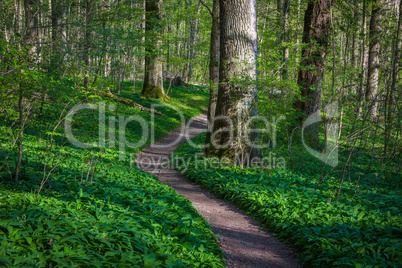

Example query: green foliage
[0,85,224,267]
[174,132,402,267]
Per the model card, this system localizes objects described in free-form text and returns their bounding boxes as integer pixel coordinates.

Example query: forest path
[136,112,301,268]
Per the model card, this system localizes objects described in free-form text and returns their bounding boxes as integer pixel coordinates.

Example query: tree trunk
[83,0,91,90]
[17,0,22,34]
[351,3,359,93]
[277,0,282,30]
[51,0,65,70]
[282,0,290,80]
[206,0,259,166]
[366,0,382,117]
[295,0,301,79]
[358,0,368,113]
[142,0,164,99]
[204,0,220,151]
[384,0,402,155]
[293,0,333,144]
[351,4,359,70]
[14,90,24,181]
[23,0,38,55]
[187,0,201,83]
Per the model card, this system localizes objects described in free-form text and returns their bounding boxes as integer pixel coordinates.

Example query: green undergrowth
[0,82,225,267]
[174,132,401,267]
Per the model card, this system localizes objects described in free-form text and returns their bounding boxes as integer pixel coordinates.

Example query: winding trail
[136,112,301,268]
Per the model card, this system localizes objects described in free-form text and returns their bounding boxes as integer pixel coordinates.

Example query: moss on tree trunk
[141,0,165,100]
[142,85,164,100]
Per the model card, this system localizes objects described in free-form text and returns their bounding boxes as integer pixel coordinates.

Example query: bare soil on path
[136,112,301,268]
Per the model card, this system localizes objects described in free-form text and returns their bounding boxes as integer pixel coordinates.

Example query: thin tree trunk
[295,0,301,79]
[204,0,220,152]
[14,91,24,181]
[23,0,38,55]
[385,0,402,155]
[282,0,290,80]
[366,0,382,117]
[83,0,91,90]
[187,0,201,83]
[358,0,368,113]
[17,0,22,34]
[166,24,171,75]
[351,2,359,70]
[51,0,65,70]
[351,2,360,93]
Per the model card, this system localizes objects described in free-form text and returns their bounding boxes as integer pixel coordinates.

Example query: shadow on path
[136,112,301,268]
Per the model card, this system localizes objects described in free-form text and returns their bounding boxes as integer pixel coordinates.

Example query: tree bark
[83,0,91,90]
[23,0,38,55]
[384,0,402,155]
[206,0,259,165]
[204,0,220,152]
[142,0,165,99]
[351,3,359,94]
[51,0,65,70]
[366,0,382,117]
[187,0,201,83]
[351,4,359,70]
[295,0,301,79]
[282,0,290,80]
[293,0,333,144]
[358,0,368,113]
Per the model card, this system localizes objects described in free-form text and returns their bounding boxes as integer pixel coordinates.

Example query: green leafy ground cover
[174,132,401,267]
[0,82,225,267]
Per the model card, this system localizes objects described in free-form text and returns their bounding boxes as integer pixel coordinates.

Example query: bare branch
[199,0,213,16]
[0,69,15,75]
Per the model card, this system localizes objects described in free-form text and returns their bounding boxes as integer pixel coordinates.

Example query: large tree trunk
[206,0,259,166]
[142,0,165,99]
[293,0,333,144]
[365,0,382,117]
[204,0,220,152]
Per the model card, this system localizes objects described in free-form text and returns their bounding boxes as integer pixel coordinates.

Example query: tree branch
[0,69,15,75]
[199,0,213,16]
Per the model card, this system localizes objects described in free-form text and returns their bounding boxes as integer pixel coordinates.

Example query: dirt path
[136,112,301,268]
